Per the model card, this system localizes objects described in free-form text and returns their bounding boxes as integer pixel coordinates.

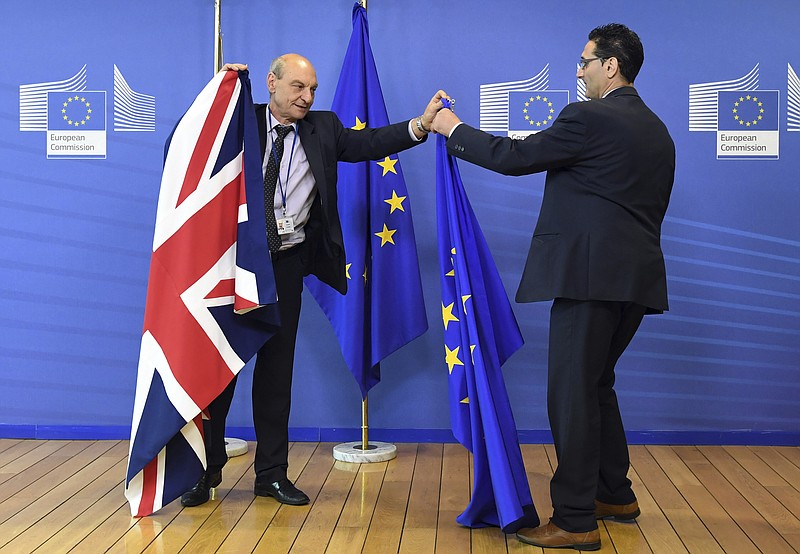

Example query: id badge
[276,216,295,235]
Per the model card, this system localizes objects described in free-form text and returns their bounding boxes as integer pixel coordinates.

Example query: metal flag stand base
[332,396,397,463]
[333,441,397,463]
[224,437,248,457]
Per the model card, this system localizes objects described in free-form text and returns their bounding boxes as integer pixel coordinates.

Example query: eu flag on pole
[125,71,279,516]
[305,3,427,397]
[436,102,539,533]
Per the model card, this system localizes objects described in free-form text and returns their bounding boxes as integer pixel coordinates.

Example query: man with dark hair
[588,23,645,83]
[431,23,675,550]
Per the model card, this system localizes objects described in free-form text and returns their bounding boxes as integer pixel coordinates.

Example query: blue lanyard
[268,111,298,215]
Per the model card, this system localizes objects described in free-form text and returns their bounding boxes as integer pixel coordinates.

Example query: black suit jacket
[256,104,424,294]
[447,87,675,313]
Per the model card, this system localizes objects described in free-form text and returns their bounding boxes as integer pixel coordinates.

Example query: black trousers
[203,242,308,483]
[547,298,646,532]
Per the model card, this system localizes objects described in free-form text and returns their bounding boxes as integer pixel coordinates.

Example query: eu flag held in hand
[305,3,427,397]
[436,102,539,533]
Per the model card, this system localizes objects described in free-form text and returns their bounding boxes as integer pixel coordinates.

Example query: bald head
[269,53,315,80]
[267,53,318,124]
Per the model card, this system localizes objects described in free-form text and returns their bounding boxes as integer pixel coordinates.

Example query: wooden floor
[0,440,798,553]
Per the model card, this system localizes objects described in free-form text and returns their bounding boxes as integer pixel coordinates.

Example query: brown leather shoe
[516,521,600,551]
[595,499,640,522]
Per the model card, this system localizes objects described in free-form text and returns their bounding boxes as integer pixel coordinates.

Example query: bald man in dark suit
[180,54,447,509]
[432,24,675,551]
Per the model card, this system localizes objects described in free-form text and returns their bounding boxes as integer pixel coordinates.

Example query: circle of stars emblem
[523,95,555,127]
[732,95,764,127]
[61,95,93,128]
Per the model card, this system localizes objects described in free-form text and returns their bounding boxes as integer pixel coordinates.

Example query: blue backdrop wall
[1,0,798,444]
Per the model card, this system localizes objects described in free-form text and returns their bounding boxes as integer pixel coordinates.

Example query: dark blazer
[256,104,424,294]
[447,87,675,313]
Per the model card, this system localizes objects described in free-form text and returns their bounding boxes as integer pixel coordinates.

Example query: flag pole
[213,0,223,74]
[362,395,369,449]
[330,0,398,465]
[215,0,246,461]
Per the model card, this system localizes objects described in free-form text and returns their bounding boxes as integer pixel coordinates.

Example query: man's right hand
[431,107,462,138]
[220,63,248,72]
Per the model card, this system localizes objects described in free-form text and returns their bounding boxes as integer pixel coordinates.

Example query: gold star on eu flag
[384,190,406,213]
[376,156,398,176]
[445,344,464,373]
[374,223,396,246]
[442,302,459,330]
[351,116,366,130]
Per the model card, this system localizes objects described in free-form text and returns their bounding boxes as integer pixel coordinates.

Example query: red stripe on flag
[206,279,235,300]
[143,173,243,408]
[235,295,258,312]
[176,71,238,207]
[136,456,158,517]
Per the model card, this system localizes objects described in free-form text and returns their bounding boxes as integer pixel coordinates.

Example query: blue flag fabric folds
[305,3,427,397]
[436,106,539,533]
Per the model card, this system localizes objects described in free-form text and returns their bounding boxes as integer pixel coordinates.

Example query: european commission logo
[717,91,779,159]
[479,65,570,137]
[19,64,155,159]
[47,91,106,159]
[687,63,797,160]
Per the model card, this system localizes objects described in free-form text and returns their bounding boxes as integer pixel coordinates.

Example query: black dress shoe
[180,470,222,507]
[254,477,310,505]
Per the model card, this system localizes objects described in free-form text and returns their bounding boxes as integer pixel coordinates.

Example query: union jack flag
[124,70,279,517]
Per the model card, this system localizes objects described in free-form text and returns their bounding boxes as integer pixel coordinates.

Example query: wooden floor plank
[266,443,334,532]
[0,440,71,486]
[68,499,144,552]
[251,443,335,553]
[117,440,254,554]
[218,442,316,554]
[633,445,722,553]
[0,439,23,456]
[435,444,471,554]
[520,443,554,525]
[37,484,128,554]
[701,445,800,551]
[0,439,42,469]
[361,443,417,554]
[775,446,800,469]
[0,440,798,553]
[326,460,387,553]
[601,519,653,553]
[649,446,758,554]
[0,441,122,548]
[178,447,257,553]
[14,457,128,554]
[675,445,795,554]
[626,451,688,554]
[404,443,443,531]
[471,526,508,554]
[289,460,359,553]
[750,446,800,492]
[398,528,436,554]
[0,441,91,505]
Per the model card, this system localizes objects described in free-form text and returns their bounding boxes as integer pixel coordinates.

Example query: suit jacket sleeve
[446,103,586,176]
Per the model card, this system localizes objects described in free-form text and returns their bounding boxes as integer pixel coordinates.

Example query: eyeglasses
[578,57,605,70]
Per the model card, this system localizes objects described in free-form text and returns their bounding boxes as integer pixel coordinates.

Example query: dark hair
[588,23,644,83]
